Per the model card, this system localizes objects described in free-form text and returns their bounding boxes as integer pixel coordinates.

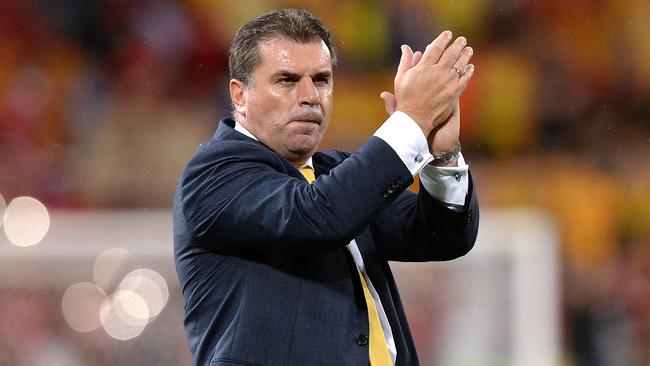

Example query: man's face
[231,37,333,165]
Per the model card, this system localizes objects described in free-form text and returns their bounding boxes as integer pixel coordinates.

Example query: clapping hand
[380,31,474,161]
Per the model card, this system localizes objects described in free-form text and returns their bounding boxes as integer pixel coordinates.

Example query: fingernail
[445,31,452,39]
[459,36,467,45]
[467,47,473,55]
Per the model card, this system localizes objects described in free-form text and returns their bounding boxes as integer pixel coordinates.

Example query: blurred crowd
[0,0,648,365]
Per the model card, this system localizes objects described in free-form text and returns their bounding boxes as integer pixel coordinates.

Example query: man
[174,8,478,366]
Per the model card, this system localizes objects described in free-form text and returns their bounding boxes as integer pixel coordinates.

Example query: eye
[277,76,298,84]
[314,76,330,86]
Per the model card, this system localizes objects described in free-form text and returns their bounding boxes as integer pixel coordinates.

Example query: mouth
[289,119,321,136]
[289,110,323,126]
[292,119,321,125]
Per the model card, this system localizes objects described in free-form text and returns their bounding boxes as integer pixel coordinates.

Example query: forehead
[256,36,332,72]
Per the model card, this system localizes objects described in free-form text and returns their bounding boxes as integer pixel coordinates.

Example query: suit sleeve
[370,173,479,262]
[178,137,414,255]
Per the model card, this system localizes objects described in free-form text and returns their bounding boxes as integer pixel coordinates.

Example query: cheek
[247,98,280,129]
[248,94,270,115]
[319,121,330,136]
[253,93,290,119]
[319,90,333,113]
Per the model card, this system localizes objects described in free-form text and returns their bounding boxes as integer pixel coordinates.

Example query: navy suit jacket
[173,118,479,366]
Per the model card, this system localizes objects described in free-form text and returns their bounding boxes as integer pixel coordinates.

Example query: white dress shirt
[235,111,469,365]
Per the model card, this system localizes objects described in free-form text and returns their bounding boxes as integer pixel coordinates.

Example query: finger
[420,30,453,65]
[380,91,396,114]
[411,51,423,67]
[457,64,475,89]
[449,47,473,79]
[395,45,414,82]
[452,47,473,72]
[438,36,467,68]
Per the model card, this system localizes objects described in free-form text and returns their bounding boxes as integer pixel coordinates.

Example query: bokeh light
[100,290,148,340]
[118,268,169,320]
[93,248,133,292]
[0,194,6,228]
[61,282,107,333]
[112,289,150,325]
[3,196,50,247]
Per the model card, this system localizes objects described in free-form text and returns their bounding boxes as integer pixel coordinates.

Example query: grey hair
[228,8,337,87]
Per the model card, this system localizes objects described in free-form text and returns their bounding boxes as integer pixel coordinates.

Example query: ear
[229,79,247,119]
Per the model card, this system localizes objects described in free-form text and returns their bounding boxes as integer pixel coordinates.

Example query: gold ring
[452,66,463,76]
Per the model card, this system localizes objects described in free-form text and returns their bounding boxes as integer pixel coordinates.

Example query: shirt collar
[234,121,314,170]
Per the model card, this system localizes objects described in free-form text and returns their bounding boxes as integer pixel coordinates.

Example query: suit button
[355,334,369,346]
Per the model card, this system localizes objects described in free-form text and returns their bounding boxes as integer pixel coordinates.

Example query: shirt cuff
[373,111,433,175]
[419,153,469,206]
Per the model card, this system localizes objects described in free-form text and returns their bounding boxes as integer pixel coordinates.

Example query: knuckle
[430,44,443,55]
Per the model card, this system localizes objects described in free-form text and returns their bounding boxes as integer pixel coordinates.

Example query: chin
[286,143,317,160]
[289,137,320,153]
[290,146,315,156]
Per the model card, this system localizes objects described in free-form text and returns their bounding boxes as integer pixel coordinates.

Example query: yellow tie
[354,266,392,365]
[299,167,392,365]
[299,166,316,184]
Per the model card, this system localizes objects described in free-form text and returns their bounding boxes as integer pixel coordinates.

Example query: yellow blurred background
[0,0,648,365]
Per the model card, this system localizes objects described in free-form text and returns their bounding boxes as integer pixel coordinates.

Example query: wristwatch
[430,139,461,166]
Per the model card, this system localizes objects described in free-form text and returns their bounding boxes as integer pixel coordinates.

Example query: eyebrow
[313,71,332,79]
[272,70,300,80]
[271,70,332,80]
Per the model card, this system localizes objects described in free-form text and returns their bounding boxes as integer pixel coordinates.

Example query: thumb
[380,91,396,115]
[395,45,413,83]
[412,51,423,67]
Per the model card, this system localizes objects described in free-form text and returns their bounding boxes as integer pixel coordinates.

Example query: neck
[291,158,309,169]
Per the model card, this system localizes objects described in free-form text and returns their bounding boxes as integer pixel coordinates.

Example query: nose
[297,78,319,107]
